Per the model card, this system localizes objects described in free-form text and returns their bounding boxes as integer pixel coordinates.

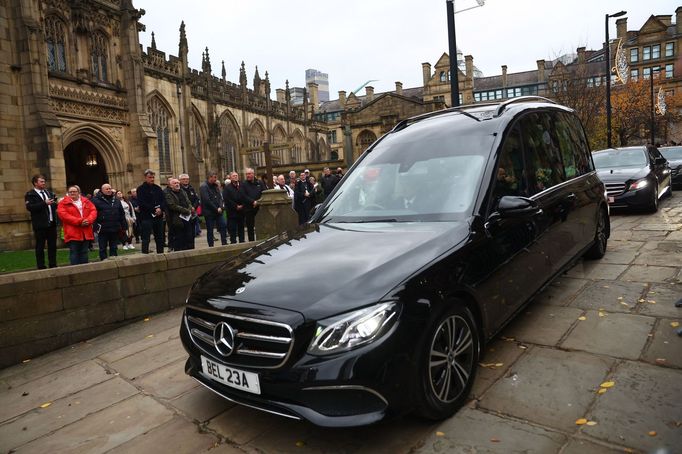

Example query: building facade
[1,0,330,250]
[305,68,329,103]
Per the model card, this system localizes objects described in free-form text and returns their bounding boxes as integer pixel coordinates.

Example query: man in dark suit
[222,171,245,244]
[25,174,58,269]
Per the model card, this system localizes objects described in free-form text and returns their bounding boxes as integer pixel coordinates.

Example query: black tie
[40,191,47,201]
[41,191,53,222]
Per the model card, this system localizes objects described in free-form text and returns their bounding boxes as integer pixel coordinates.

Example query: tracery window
[147,97,172,174]
[90,32,109,82]
[45,16,67,72]
[189,111,204,161]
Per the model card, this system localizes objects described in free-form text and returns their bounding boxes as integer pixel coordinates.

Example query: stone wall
[0,243,251,368]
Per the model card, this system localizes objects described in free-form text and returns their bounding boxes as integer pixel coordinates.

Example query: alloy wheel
[428,315,475,403]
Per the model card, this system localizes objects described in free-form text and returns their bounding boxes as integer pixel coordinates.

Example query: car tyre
[415,303,479,421]
[649,185,659,212]
[584,207,608,260]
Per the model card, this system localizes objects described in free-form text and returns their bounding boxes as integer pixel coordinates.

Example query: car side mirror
[495,196,541,218]
[655,157,667,166]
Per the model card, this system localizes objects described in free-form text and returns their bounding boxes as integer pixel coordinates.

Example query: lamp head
[609,10,627,18]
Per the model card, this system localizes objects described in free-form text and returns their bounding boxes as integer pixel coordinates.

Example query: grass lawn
[0,247,138,274]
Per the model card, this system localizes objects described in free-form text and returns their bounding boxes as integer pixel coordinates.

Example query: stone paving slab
[107,415,220,454]
[108,336,187,380]
[134,358,198,399]
[478,347,613,432]
[501,304,583,346]
[0,360,112,423]
[16,394,174,453]
[619,264,678,283]
[98,326,180,364]
[532,277,589,307]
[169,385,234,423]
[415,407,567,453]
[560,311,655,360]
[569,280,647,313]
[560,438,626,454]
[565,262,628,280]
[0,378,137,452]
[597,249,639,265]
[471,338,525,399]
[641,318,682,368]
[640,283,682,318]
[604,239,645,252]
[585,361,682,453]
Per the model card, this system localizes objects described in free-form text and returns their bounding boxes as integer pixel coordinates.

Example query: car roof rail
[494,96,557,117]
[391,102,493,133]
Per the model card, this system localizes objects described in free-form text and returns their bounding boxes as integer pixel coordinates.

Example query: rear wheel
[415,304,479,420]
[585,207,608,260]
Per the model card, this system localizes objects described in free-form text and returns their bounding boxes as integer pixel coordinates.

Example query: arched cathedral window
[45,16,67,72]
[147,97,172,174]
[90,32,109,82]
[189,111,204,161]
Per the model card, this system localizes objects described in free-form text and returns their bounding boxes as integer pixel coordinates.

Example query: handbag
[196,204,202,216]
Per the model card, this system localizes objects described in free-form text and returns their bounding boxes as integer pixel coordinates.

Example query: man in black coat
[199,170,227,247]
[136,169,166,254]
[179,173,201,244]
[165,178,194,251]
[24,174,58,269]
[242,167,264,242]
[92,183,127,260]
[294,172,314,225]
[222,171,245,244]
[320,167,340,200]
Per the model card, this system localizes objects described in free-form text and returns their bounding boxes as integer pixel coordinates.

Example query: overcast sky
[135,0,679,98]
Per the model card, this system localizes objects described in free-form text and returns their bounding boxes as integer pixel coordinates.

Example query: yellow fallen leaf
[490,438,500,442]
[494,363,504,367]
[295,440,306,447]
[671,321,680,328]
[597,388,608,394]
[436,431,445,437]
[600,381,615,388]
[575,418,587,425]
[648,431,657,437]
[648,300,656,304]
[638,299,645,303]
[586,421,597,426]
[578,316,587,321]
[146,334,154,339]
[519,345,528,349]
[40,402,52,409]
[602,285,610,288]
[617,296,624,300]
[22,359,31,363]
[143,317,150,322]
[624,449,634,453]
[655,358,666,364]
[598,311,606,317]
[619,301,630,307]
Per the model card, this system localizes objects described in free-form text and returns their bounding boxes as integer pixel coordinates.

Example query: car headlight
[628,179,648,190]
[307,302,399,355]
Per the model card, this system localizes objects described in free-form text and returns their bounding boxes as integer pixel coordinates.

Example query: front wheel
[648,185,659,212]
[415,304,480,420]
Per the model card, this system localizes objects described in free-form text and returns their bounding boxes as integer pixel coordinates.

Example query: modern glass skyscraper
[305,69,329,102]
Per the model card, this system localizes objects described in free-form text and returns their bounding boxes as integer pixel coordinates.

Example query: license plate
[608,196,614,203]
[201,355,261,395]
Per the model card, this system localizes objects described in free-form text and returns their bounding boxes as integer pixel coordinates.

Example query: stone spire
[239,61,247,88]
[151,31,156,49]
[285,79,290,103]
[202,46,211,74]
[179,21,187,54]
[253,65,261,94]
[264,71,271,97]
[221,60,226,81]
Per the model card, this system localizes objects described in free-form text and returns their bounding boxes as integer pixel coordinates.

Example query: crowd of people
[24,166,344,269]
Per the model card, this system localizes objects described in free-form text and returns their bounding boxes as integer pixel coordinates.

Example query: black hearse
[180,97,609,427]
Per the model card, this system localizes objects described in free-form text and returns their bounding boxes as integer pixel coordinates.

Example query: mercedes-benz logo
[213,321,235,356]
[235,287,245,294]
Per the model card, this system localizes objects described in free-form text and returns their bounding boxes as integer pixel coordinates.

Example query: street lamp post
[605,10,627,148]
[650,69,659,145]
[446,0,484,107]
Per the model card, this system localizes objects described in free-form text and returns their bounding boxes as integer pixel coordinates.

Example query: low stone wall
[0,244,251,368]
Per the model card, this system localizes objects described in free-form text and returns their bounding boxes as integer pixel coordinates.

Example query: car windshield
[661,147,682,160]
[592,149,647,169]
[317,121,491,223]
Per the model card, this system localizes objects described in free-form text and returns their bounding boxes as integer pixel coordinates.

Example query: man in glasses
[24,174,57,269]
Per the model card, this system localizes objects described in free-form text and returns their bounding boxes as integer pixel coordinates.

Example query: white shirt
[73,197,83,216]
[34,188,53,222]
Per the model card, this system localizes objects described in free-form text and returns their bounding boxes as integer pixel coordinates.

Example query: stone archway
[63,139,108,196]
[61,123,124,196]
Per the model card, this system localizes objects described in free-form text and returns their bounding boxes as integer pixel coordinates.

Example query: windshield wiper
[354,218,398,223]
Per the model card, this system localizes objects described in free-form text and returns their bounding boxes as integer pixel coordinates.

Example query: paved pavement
[1,198,681,453]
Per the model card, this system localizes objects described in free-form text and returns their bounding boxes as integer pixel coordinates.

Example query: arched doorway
[64,139,108,196]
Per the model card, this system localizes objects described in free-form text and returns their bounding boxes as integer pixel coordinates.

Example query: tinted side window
[494,126,526,201]
[520,112,564,195]
[562,112,593,174]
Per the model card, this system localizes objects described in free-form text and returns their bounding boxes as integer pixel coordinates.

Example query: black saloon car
[660,146,682,186]
[593,145,671,212]
[180,97,609,427]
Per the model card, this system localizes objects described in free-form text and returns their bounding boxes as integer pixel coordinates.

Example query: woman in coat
[117,190,136,250]
[57,185,97,265]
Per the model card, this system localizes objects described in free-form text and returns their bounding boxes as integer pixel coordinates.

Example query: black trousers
[227,215,245,244]
[34,222,57,269]
[141,217,164,253]
[244,210,257,241]
[170,221,194,251]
